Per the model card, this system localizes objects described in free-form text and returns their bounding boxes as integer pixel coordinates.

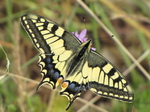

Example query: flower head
[72,29,88,43]
[72,29,96,51]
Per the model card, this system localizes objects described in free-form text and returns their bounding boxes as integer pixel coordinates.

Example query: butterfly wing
[87,51,134,102]
[21,14,82,89]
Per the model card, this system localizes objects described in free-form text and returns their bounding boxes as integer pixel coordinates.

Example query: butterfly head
[81,39,92,51]
[74,39,92,61]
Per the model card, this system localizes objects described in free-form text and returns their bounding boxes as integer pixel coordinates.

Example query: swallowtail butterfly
[21,14,134,110]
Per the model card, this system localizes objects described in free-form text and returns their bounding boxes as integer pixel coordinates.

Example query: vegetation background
[0,0,150,112]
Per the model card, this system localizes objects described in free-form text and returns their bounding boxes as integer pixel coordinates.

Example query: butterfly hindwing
[37,53,63,89]
[87,51,134,102]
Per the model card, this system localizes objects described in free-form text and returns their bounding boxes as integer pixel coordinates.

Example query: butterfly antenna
[82,17,88,30]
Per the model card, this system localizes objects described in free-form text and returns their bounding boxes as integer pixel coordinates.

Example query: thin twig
[77,97,108,112]
[46,90,57,112]
[123,49,150,76]
[12,21,26,112]
[0,70,52,90]
[77,96,103,112]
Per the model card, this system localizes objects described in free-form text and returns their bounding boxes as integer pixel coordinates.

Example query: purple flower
[72,29,88,42]
[72,29,96,51]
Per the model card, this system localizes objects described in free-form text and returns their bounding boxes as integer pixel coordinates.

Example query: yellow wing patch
[59,50,73,61]
[55,27,65,37]
[45,36,59,44]
[50,39,64,50]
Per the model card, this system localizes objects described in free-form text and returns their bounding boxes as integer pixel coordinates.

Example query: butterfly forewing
[21,14,81,53]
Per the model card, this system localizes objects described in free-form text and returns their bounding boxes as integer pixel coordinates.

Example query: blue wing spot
[45,56,52,63]
[53,72,60,79]
[46,64,53,69]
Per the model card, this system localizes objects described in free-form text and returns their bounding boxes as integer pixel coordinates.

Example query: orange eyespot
[56,77,64,87]
[57,77,63,84]
[61,82,69,89]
